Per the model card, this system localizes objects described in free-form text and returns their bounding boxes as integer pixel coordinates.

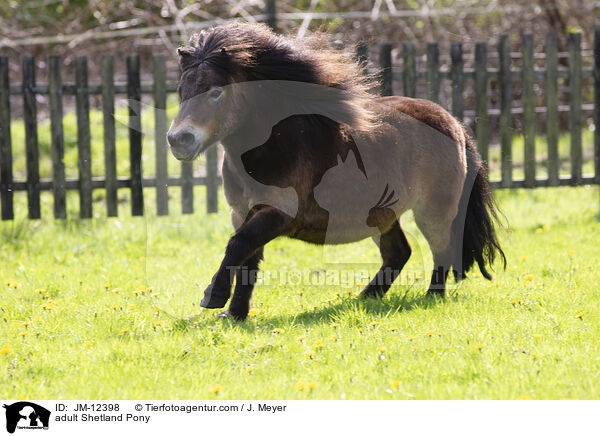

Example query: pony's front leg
[219,247,264,320]
[200,208,292,309]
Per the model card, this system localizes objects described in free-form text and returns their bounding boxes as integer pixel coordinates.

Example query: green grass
[0,185,599,399]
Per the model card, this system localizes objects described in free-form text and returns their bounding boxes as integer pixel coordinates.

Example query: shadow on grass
[172,285,461,333]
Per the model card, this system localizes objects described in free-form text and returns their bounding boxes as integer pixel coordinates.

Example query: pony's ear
[177,46,197,70]
[188,31,206,47]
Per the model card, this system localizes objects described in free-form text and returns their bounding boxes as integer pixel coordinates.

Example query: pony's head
[167,22,377,160]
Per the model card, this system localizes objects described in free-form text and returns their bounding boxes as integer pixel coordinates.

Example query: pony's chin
[172,140,216,161]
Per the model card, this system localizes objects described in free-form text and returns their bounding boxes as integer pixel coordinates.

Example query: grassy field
[0,184,599,400]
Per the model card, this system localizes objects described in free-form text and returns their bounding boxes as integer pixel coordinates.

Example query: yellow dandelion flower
[294,381,307,391]
[406,335,416,341]
[150,292,160,298]
[154,321,163,327]
[574,312,584,319]
[368,321,378,327]
[295,335,305,342]
[9,282,21,288]
[208,384,223,394]
[84,341,94,349]
[0,344,11,355]
[524,275,534,281]
[104,283,111,289]
[127,304,136,310]
[329,322,340,329]
[329,334,338,341]
[389,327,398,332]
[34,288,45,294]
[313,340,325,349]
[304,352,314,360]
[18,331,27,337]
[118,328,129,336]
[271,328,284,334]
[510,299,522,305]
[391,380,401,389]
[379,346,387,353]
[411,345,418,350]
[217,344,229,349]
[474,343,484,350]
[246,365,253,373]
[424,330,436,336]
[295,381,316,391]
[532,334,542,339]
[110,288,121,293]
[247,308,259,317]
[568,251,575,257]
[40,300,56,310]
[535,228,543,233]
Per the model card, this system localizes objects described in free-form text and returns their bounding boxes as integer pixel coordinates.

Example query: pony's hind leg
[223,247,264,320]
[359,221,411,299]
[413,205,461,297]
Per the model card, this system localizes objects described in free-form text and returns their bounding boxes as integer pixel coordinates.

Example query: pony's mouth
[170,139,216,162]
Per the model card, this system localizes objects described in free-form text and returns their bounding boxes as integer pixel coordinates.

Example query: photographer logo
[3,402,50,434]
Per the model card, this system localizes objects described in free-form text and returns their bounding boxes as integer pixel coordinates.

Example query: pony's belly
[290,221,383,245]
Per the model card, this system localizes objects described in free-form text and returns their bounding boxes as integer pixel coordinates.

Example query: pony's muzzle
[167,124,207,161]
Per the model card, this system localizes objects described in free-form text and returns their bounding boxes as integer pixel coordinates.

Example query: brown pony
[167,22,505,320]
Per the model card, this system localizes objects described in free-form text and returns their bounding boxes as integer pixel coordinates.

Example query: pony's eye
[208,87,223,100]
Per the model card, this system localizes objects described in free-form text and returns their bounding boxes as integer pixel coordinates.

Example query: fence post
[153,55,169,216]
[545,33,559,186]
[379,43,392,96]
[181,162,194,214]
[474,42,489,170]
[102,56,118,217]
[22,55,40,219]
[426,43,440,103]
[403,42,416,98]
[568,33,583,186]
[75,56,92,218]
[0,57,13,220]
[127,54,144,216]
[206,147,218,214]
[522,34,536,188]
[451,43,464,121]
[266,0,277,32]
[498,35,512,188]
[595,26,600,189]
[356,42,369,74]
[48,55,66,218]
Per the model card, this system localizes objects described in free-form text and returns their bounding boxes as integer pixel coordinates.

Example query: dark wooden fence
[0,29,599,220]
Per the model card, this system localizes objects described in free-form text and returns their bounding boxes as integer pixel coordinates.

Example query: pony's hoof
[199,283,229,309]
[359,286,386,300]
[217,309,247,321]
[425,288,445,297]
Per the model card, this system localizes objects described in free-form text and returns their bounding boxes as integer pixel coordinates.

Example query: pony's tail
[453,135,506,280]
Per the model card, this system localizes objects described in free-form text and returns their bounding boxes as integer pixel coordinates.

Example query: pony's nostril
[167,131,196,148]
[179,132,195,147]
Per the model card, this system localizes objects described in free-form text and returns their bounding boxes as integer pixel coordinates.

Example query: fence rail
[0,29,599,220]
